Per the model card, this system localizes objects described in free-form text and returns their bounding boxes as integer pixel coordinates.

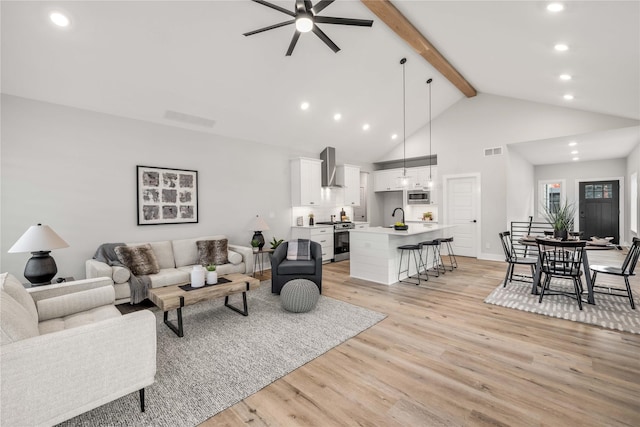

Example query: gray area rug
[484,280,639,334]
[61,282,386,426]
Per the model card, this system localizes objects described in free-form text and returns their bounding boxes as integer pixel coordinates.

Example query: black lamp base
[252,231,265,250]
[24,251,57,285]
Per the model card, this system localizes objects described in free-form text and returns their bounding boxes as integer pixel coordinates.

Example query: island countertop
[350,223,456,285]
[350,223,453,236]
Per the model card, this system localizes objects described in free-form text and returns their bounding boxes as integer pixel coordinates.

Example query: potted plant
[270,237,284,250]
[251,239,260,253]
[205,264,217,285]
[541,199,576,240]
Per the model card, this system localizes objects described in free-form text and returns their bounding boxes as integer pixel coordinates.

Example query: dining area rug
[484,280,640,334]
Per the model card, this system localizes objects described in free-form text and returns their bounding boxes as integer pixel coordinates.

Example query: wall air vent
[484,146,503,156]
[164,110,216,128]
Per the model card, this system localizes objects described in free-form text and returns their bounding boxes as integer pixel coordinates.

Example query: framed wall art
[137,165,198,225]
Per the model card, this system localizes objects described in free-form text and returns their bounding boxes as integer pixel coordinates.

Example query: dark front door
[579,180,620,243]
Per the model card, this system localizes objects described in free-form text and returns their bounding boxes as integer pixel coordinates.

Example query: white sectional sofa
[0,272,156,426]
[86,235,254,304]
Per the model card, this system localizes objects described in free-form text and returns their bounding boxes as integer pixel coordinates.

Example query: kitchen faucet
[392,207,405,224]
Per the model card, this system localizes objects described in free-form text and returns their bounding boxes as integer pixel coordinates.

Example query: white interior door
[444,175,479,257]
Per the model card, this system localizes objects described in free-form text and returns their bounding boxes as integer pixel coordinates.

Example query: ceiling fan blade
[312,0,335,14]
[243,20,295,37]
[251,0,295,17]
[286,31,301,56]
[312,25,340,53]
[314,16,374,27]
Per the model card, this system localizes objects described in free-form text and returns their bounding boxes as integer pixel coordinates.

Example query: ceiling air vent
[484,146,503,156]
[164,110,215,128]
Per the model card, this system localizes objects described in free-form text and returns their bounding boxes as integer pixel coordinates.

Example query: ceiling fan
[243,0,373,56]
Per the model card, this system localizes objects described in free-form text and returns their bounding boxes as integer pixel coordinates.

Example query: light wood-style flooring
[204,252,640,426]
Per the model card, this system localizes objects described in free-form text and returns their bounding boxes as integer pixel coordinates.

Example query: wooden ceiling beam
[361,0,477,98]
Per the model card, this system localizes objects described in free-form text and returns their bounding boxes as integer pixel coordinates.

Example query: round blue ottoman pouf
[280,279,320,313]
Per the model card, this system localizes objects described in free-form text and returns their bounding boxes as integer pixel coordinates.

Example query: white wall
[626,143,640,240]
[0,95,333,280]
[506,148,535,226]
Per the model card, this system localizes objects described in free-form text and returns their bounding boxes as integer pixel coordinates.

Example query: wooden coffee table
[148,272,260,337]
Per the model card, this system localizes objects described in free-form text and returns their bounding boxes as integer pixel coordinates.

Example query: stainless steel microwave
[407,190,431,205]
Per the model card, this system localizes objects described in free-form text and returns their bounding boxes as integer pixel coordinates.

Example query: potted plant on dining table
[541,199,577,241]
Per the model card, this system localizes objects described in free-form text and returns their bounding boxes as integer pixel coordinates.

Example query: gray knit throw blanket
[93,243,150,304]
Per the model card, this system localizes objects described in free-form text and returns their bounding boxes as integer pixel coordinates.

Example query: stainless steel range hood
[320,146,339,187]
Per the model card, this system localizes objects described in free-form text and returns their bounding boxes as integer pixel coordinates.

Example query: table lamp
[8,223,69,285]
[249,215,270,250]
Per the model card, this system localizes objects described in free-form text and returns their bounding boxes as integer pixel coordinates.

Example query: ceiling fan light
[296,16,313,33]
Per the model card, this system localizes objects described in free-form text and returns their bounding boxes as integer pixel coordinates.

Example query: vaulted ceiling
[2,1,639,164]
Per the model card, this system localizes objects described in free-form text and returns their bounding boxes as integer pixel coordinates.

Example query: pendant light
[426,77,434,188]
[399,57,409,187]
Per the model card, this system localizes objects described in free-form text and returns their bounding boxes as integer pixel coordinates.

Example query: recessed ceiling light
[50,11,70,27]
[362,123,370,131]
[572,157,580,161]
[568,141,577,146]
[300,102,309,110]
[554,44,569,52]
[559,74,572,81]
[333,113,341,121]
[547,3,564,12]
[391,134,398,140]
[571,150,578,155]
[563,94,574,100]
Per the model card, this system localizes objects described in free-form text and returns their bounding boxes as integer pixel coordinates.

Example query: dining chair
[589,237,640,309]
[499,231,538,287]
[536,238,586,310]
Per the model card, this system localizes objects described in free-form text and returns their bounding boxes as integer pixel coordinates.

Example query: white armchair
[0,273,157,426]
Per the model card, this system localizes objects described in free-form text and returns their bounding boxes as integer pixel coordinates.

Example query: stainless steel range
[316,221,355,262]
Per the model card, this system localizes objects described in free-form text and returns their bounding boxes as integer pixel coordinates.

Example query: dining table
[519,236,620,305]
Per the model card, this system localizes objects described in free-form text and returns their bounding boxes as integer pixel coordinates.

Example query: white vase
[206,271,218,285]
[191,265,205,288]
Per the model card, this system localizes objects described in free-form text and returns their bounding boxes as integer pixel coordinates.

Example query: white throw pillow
[228,250,242,265]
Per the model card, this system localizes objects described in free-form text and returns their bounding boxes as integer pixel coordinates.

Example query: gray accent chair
[270,241,322,294]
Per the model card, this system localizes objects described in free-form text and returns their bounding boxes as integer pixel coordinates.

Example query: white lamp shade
[249,216,270,232]
[8,224,69,253]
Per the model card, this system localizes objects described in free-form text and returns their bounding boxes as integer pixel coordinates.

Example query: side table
[253,249,274,277]
[23,276,75,288]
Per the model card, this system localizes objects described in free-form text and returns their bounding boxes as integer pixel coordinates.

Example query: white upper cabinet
[374,166,437,192]
[291,158,322,206]
[373,168,405,192]
[412,166,437,189]
[336,164,360,206]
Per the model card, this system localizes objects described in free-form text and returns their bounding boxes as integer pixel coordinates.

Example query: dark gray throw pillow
[114,244,160,276]
[197,239,229,266]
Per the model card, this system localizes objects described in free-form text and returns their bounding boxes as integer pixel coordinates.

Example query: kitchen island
[350,223,456,285]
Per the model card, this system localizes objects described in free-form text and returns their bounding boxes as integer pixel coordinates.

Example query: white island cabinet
[349,223,456,285]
